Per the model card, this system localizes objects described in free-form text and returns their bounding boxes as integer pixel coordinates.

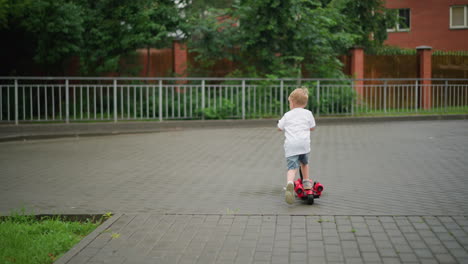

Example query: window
[387,8,410,32]
[450,5,468,29]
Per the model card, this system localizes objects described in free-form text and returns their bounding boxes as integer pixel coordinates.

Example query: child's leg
[299,153,312,189]
[285,157,299,204]
[287,169,297,184]
[301,162,312,190]
[285,169,296,204]
[300,163,309,181]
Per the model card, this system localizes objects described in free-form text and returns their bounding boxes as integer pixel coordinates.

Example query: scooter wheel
[307,194,314,205]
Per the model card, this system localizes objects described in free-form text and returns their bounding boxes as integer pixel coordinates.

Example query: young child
[277,87,316,204]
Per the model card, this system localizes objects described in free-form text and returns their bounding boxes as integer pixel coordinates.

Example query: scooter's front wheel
[307,194,314,205]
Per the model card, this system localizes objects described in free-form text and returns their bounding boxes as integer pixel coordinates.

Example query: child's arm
[308,111,316,131]
[277,117,285,131]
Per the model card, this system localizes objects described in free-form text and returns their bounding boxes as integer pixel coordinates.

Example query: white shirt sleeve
[278,115,286,130]
[309,112,316,128]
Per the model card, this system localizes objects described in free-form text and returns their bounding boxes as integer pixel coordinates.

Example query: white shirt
[277,108,316,157]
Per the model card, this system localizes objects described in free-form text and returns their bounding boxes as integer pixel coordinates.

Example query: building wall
[384,0,468,51]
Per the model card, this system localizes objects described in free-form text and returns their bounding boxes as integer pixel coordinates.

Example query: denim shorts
[286,153,309,170]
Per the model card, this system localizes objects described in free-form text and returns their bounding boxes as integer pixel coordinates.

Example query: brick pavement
[58,214,468,264]
[1,119,467,263]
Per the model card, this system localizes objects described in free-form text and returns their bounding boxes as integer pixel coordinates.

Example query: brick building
[384,0,468,51]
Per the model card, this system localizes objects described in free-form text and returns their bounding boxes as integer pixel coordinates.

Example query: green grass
[0,212,102,264]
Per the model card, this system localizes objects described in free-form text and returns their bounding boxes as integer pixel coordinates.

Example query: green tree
[187,0,358,78]
[25,0,84,71]
[75,0,183,76]
[0,0,183,76]
[322,0,397,49]
[187,0,395,78]
[0,0,83,75]
[0,0,9,29]
[75,0,140,75]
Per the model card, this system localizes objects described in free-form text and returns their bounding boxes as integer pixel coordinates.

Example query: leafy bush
[200,99,236,119]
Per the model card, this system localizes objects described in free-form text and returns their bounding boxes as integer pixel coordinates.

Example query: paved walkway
[1,119,467,263]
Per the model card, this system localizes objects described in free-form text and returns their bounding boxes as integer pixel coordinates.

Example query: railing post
[113,79,118,123]
[65,79,69,123]
[159,80,163,121]
[280,80,284,115]
[201,80,205,120]
[384,80,387,113]
[415,80,418,112]
[444,80,448,112]
[14,79,18,125]
[242,80,246,120]
[316,80,320,117]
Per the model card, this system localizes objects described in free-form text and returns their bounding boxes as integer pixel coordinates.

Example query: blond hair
[289,87,309,107]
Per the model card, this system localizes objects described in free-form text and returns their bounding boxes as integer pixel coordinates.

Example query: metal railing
[1,77,467,124]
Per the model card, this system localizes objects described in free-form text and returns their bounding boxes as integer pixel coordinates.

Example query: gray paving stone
[428,244,450,254]
[413,248,434,258]
[253,251,272,261]
[308,255,328,263]
[271,255,288,264]
[339,232,356,241]
[398,252,419,263]
[326,253,345,262]
[359,244,379,253]
[435,253,458,264]
[343,248,361,257]
[450,248,468,258]
[379,249,398,257]
[308,247,326,257]
[455,257,468,264]
[66,256,92,264]
[324,236,341,245]
[2,120,468,264]
[357,237,374,244]
[290,242,307,252]
[362,252,381,262]
[381,258,402,264]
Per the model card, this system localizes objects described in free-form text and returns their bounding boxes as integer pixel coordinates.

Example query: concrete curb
[0,114,466,142]
[54,213,122,264]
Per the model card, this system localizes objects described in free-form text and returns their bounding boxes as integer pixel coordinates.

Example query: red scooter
[294,167,324,205]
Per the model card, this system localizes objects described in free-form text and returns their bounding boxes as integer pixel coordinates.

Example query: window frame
[387,8,411,32]
[450,5,468,29]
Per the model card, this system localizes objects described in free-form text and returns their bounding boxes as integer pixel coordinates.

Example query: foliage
[0,0,9,29]
[433,50,468,56]
[0,0,84,75]
[235,0,358,78]
[0,0,183,76]
[200,98,236,119]
[314,83,356,114]
[0,0,398,77]
[366,45,417,55]
[75,0,181,75]
[186,0,395,78]
[26,1,84,69]
[0,211,99,264]
[324,0,398,49]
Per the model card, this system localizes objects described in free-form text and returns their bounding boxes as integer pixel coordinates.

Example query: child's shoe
[285,182,294,204]
[303,179,312,190]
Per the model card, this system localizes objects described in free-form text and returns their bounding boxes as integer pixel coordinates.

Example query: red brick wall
[384,0,468,51]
